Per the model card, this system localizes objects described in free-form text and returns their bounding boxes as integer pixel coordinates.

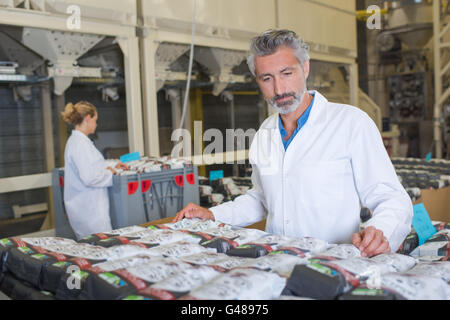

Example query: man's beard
[268,85,307,115]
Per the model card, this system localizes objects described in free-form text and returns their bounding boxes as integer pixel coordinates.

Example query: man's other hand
[352,226,391,257]
[172,203,215,223]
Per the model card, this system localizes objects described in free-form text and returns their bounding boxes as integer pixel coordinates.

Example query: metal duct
[154,43,190,91]
[17,28,104,95]
[194,47,248,96]
[386,0,433,48]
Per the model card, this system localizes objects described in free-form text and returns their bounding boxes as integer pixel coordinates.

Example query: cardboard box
[414,186,450,223]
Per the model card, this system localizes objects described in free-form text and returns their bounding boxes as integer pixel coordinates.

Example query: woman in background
[61,101,128,239]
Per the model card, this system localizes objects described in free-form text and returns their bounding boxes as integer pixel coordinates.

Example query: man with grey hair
[174,29,413,258]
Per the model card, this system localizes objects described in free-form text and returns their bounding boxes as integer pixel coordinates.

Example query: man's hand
[352,226,391,257]
[172,203,215,223]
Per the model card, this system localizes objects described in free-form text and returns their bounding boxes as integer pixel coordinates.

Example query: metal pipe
[433,0,443,158]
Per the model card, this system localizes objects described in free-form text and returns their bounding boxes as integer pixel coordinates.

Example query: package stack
[1,218,448,300]
[391,157,450,202]
[198,177,252,208]
[109,156,193,175]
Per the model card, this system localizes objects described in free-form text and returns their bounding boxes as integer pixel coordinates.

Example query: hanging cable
[179,0,197,130]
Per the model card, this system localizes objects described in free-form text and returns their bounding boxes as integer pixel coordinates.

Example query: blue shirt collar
[279,93,315,137]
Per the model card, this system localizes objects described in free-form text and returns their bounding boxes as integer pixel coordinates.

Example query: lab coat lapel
[283,90,328,162]
[250,113,284,176]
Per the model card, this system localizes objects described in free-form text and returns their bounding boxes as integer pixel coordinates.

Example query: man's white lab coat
[211,91,413,252]
[64,130,113,239]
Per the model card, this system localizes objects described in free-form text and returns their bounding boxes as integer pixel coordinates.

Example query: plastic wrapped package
[162,218,226,232]
[240,253,309,277]
[340,273,449,300]
[54,254,158,300]
[178,252,230,266]
[5,245,70,289]
[433,221,450,232]
[404,261,450,283]
[0,272,55,300]
[40,244,150,294]
[269,237,329,258]
[282,254,417,300]
[309,244,361,262]
[201,228,268,254]
[211,178,243,201]
[227,234,307,258]
[206,256,254,272]
[79,258,193,300]
[123,266,220,300]
[1,237,73,273]
[1,237,78,289]
[128,229,197,249]
[396,229,419,255]
[146,241,216,258]
[417,256,449,262]
[199,185,213,197]
[200,194,225,207]
[410,229,449,257]
[77,226,148,245]
[90,236,143,248]
[182,268,286,300]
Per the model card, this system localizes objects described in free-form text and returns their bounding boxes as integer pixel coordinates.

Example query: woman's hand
[115,162,130,170]
[107,166,117,175]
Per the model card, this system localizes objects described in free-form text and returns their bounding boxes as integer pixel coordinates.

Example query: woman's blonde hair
[61,101,97,126]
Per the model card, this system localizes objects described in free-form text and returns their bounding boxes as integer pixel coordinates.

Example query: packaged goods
[0,272,55,300]
[77,226,148,245]
[54,254,157,300]
[241,253,309,277]
[396,229,419,255]
[5,245,69,289]
[417,256,449,262]
[433,221,450,232]
[270,237,329,258]
[40,244,149,293]
[147,241,216,258]
[178,252,230,266]
[341,273,449,300]
[1,238,31,272]
[0,237,76,273]
[206,256,254,272]
[92,236,141,248]
[211,178,243,201]
[226,234,301,258]
[410,229,449,257]
[123,266,220,300]
[166,218,230,233]
[80,258,192,300]
[404,261,450,282]
[338,285,401,300]
[41,256,107,294]
[184,268,286,300]
[309,244,361,261]
[201,229,268,254]
[129,229,195,248]
[282,254,416,300]
[200,194,225,207]
[199,185,213,197]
